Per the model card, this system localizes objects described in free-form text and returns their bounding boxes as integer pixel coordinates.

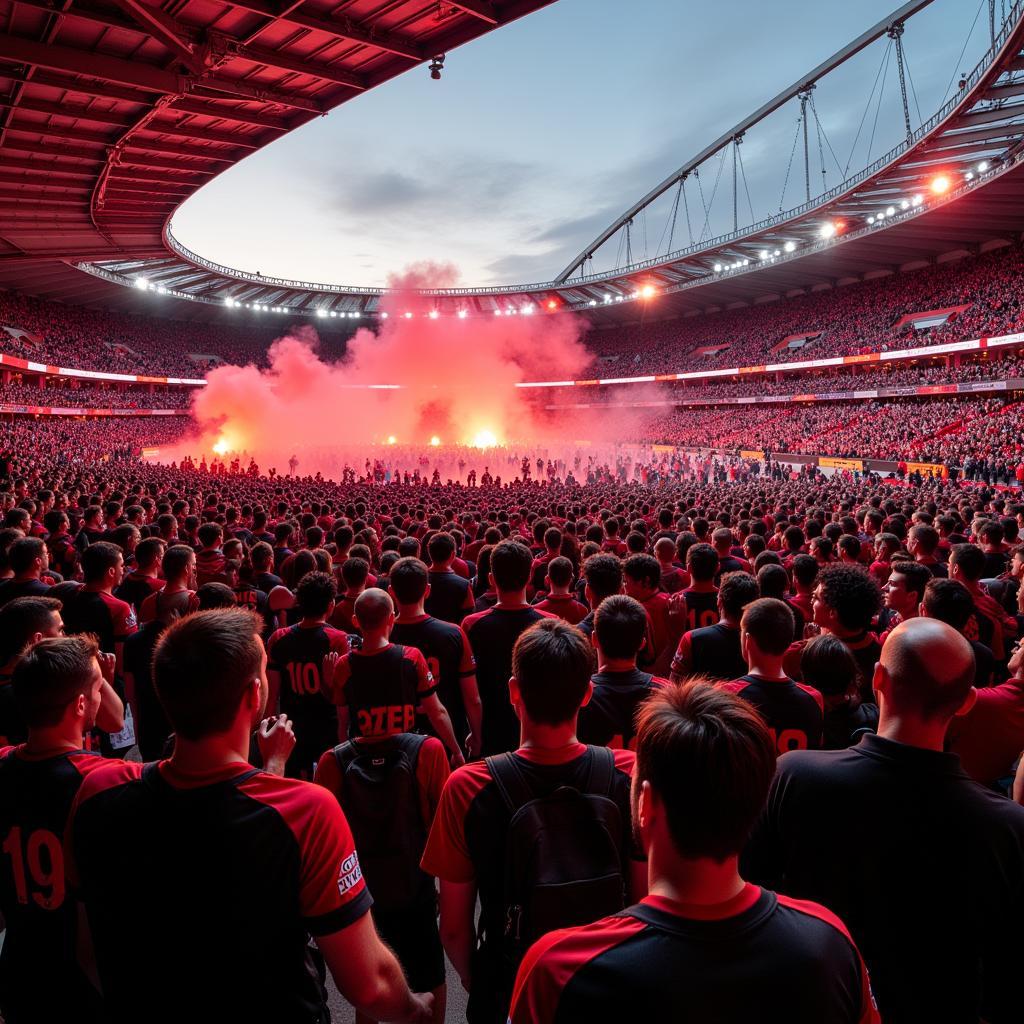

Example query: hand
[401,992,435,1023]
[465,733,481,760]
[449,748,466,770]
[257,714,295,776]
[322,651,341,698]
[96,650,116,685]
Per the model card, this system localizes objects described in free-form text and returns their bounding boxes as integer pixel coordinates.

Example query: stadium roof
[4,0,1024,326]
[0,0,554,305]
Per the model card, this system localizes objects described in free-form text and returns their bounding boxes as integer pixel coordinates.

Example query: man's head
[490,540,533,595]
[510,619,595,727]
[712,528,733,554]
[654,537,676,565]
[8,537,47,579]
[0,596,63,667]
[295,571,337,620]
[920,577,974,633]
[163,544,197,588]
[197,522,223,550]
[907,524,940,560]
[800,633,858,704]
[427,531,456,568]
[686,543,718,584]
[740,598,795,663]
[950,543,986,585]
[14,634,103,733]
[341,556,370,592]
[544,556,574,593]
[353,588,394,636]
[718,572,759,625]
[388,556,429,608]
[812,564,881,635]
[80,542,124,590]
[134,536,166,574]
[633,681,776,862]
[583,553,623,607]
[884,561,932,617]
[154,608,266,740]
[623,554,661,602]
[593,594,648,664]
[874,618,975,725]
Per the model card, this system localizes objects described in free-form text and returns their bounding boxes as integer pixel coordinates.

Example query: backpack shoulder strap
[485,752,535,814]
[333,739,360,774]
[585,744,617,797]
[390,732,428,767]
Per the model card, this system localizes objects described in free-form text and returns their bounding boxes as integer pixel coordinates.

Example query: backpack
[332,733,432,913]
[486,745,627,985]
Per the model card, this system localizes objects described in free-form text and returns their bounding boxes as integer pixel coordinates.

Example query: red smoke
[167,263,615,475]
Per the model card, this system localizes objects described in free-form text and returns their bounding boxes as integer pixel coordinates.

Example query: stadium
[1,0,1024,1022]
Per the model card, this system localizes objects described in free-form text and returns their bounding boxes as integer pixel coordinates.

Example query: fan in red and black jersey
[671,572,759,683]
[509,681,877,1024]
[324,588,464,767]
[266,572,351,779]
[114,536,166,616]
[44,510,78,581]
[667,542,720,632]
[0,635,125,1024]
[578,595,668,751]
[722,598,823,753]
[388,557,482,759]
[533,556,589,625]
[462,541,559,756]
[65,608,435,1024]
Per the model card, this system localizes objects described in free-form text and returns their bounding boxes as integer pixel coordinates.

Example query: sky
[171,0,997,288]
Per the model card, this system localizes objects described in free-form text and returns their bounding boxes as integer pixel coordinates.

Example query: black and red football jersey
[333,643,435,741]
[672,586,720,631]
[578,669,668,750]
[509,887,877,1024]
[462,606,557,755]
[61,586,137,654]
[672,622,745,680]
[390,614,475,745]
[67,760,372,1023]
[0,746,108,1022]
[721,674,824,752]
[268,623,350,777]
[424,569,472,625]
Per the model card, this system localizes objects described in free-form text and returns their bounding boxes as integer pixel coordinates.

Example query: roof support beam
[225,0,424,60]
[107,0,206,75]
[209,37,365,89]
[143,121,264,148]
[444,0,499,24]
[0,95,135,128]
[168,97,291,129]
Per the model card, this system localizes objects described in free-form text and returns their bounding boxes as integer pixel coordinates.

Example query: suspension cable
[844,38,891,175]
[779,109,802,211]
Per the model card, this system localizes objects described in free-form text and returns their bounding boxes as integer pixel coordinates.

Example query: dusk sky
[172,0,995,288]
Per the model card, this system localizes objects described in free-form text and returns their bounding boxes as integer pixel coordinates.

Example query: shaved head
[354,587,393,632]
[879,617,975,721]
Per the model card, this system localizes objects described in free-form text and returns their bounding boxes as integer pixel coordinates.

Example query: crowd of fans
[0,431,1022,1022]
[589,242,1024,375]
[0,381,193,410]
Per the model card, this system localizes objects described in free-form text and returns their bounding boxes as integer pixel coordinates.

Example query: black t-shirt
[675,587,720,631]
[68,761,373,1024]
[114,573,160,614]
[463,606,555,755]
[509,887,874,1024]
[391,615,475,746]
[0,747,107,1022]
[267,623,349,777]
[674,622,746,680]
[744,734,1024,1023]
[425,570,471,625]
[723,675,824,752]
[578,669,665,750]
[0,578,51,609]
[0,680,26,746]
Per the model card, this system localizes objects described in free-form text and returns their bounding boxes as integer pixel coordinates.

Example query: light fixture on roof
[135,277,149,290]
[784,241,796,253]
[868,216,876,224]
[522,305,534,315]
[494,309,502,316]
[316,308,327,318]
[930,174,951,194]
[900,199,909,210]
[603,295,612,303]
[885,206,896,216]
[760,250,770,261]
[819,221,837,239]
[978,160,989,172]
[641,284,655,298]
[380,311,389,319]
[589,299,597,306]
[714,263,722,272]
[457,309,468,319]
[615,295,623,302]
[912,194,923,207]
[404,312,413,319]
[428,310,439,319]
[966,171,974,181]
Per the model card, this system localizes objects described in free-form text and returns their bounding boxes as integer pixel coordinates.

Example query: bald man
[744,618,1024,1024]
[324,588,464,767]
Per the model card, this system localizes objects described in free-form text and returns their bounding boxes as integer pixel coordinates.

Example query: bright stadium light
[522,305,534,315]
[615,296,623,302]
[912,194,923,207]
[760,250,770,261]
[428,310,439,319]
[329,311,336,317]
[380,312,389,319]
[430,435,441,447]
[403,312,413,319]
[784,241,796,252]
[900,200,909,210]
[714,263,722,272]
[868,216,876,224]
[457,309,468,319]
[494,309,502,315]
[978,160,989,172]
[316,308,327,317]
[547,299,558,310]
[135,277,149,290]
[930,174,951,194]
[589,299,597,306]
[224,298,234,308]
[603,295,612,303]
[819,222,837,239]
[774,250,781,257]
[387,435,397,445]
[965,171,974,181]
[641,285,655,298]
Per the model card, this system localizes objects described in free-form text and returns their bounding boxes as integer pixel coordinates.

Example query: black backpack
[333,733,432,913]
[486,745,627,982]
